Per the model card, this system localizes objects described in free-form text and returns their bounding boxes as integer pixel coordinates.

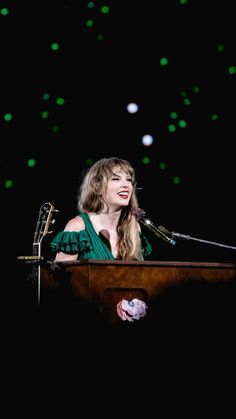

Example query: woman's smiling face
[104,168,133,210]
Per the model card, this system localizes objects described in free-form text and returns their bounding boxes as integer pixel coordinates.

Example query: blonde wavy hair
[77,157,144,260]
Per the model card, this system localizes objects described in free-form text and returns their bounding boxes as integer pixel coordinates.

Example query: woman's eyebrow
[111,172,131,178]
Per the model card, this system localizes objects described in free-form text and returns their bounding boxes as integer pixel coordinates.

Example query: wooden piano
[40,259,236,324]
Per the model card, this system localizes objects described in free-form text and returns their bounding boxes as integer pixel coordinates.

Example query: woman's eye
[110,177,132,182]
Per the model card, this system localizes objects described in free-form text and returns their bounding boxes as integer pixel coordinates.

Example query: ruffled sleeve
[50,230,93,255]
[140,232,152,257]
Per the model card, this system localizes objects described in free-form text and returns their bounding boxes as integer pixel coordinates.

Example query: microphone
[133,208,176,246]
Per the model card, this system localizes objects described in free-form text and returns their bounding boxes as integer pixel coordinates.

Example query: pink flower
[116,298,148,322]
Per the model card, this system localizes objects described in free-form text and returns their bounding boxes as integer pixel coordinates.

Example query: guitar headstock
[33,202,58,246]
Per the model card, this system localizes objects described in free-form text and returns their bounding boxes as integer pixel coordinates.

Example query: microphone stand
[17,256,61,304]
[171,232,236,250]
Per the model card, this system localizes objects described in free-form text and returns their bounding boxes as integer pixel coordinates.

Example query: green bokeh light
[51,43,60,51]
[168,124,176,132]
[142,157,150,164]
[0,8,9,16]
[178,119,187,128]
[4,113,13,122]
[42,93,50,100]
[5,179,13,189]
[173,176,180,185]
[56,97,65,106]
[52,125,60,133]
[183,98,191,106]
[228,66,236,75]
[86,19,94,27]
[160,57,168,66]
[41,111,49,119]
[27,159,36,167]
[100,6,110,14]
[159,162,167,170]
[170,112,178,119]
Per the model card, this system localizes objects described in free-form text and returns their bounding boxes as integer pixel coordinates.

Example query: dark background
[1,5,236,397]
[1,1,236,305]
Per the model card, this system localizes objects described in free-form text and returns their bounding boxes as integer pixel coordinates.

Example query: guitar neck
[33,243,41,258]
[31,202,58,303]
[31,243,41,305]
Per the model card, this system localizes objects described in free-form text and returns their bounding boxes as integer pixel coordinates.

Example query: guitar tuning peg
[47,230,53,234]
[50,219,56,224]
[53,209,59,213]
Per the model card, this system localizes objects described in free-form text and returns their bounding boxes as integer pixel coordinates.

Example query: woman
[50,157,152,261]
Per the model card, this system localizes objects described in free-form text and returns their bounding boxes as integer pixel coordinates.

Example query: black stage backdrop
[1,2,235,328]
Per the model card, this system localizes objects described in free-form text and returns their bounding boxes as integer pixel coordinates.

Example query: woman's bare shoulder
[64,215,85,232]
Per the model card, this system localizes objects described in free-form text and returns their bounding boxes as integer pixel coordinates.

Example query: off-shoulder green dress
[50,212,152,260]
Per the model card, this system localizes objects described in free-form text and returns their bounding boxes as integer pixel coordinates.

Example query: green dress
[50,212,152,260]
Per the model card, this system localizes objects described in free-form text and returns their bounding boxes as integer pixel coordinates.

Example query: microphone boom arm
[172,232,236,250]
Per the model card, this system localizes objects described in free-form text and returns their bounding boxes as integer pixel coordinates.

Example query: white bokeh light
[142,134,154,146]
[126,102,139,113]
